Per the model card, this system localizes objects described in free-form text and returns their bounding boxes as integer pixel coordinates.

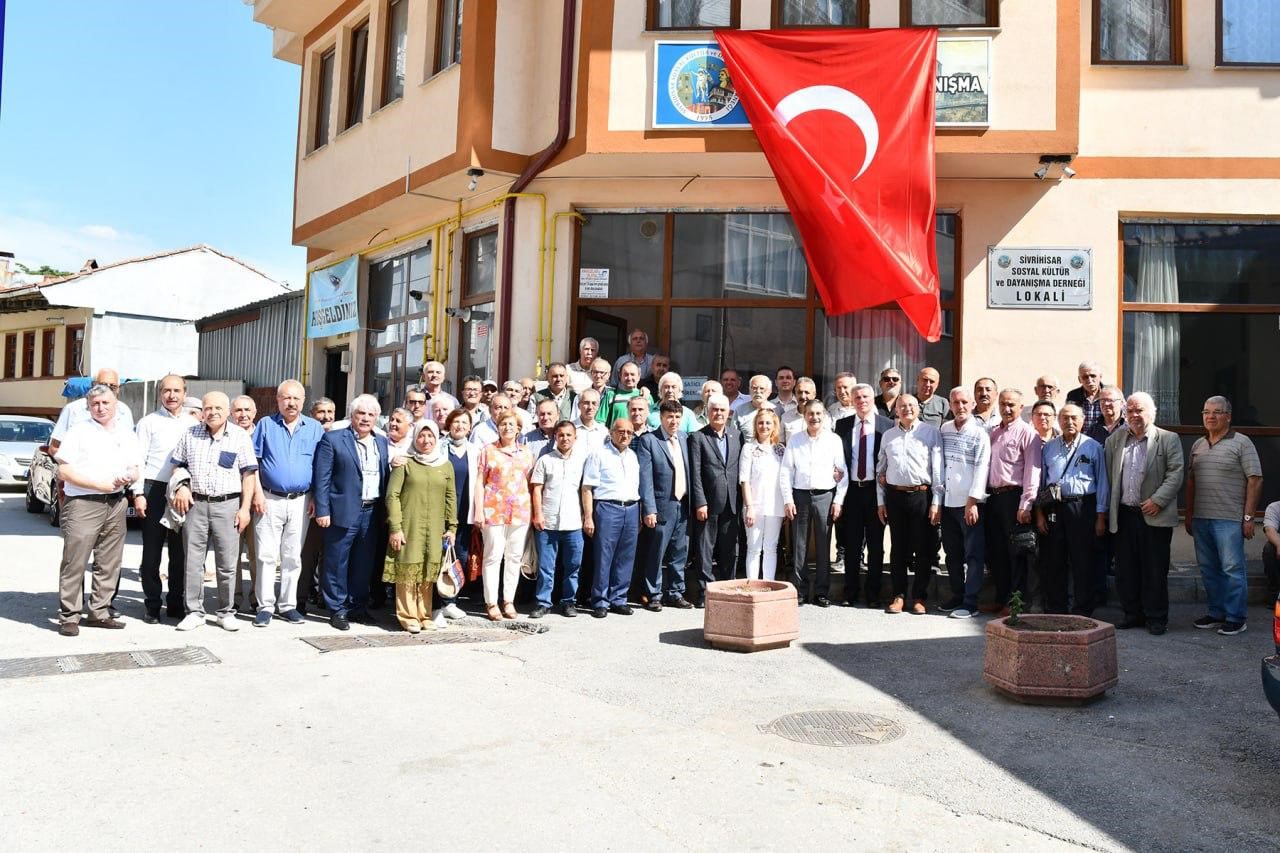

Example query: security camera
[1062,166,1076,178]
[466,167,484,192]
[408,289,425,301]
[1034,165,1049,180]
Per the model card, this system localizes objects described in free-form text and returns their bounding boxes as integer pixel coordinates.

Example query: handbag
[1034,441,1081,507]
[437,542,465,599]
[467,526,484,582]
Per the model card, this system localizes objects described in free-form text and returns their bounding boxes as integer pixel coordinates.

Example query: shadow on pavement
[802,623,1277,852]
[657,628,707,648]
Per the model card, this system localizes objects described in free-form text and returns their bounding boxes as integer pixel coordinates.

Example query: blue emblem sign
[652,41,750,129]
[307,255,360,338]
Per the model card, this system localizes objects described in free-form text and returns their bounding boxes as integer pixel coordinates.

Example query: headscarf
[411,421,448,467]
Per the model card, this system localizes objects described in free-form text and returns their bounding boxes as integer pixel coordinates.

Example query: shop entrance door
[577,308,628,364]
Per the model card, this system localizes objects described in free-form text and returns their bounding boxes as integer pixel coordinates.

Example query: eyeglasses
[590,369,609,376]
[1036,384,1058,391]
[880,377,900,383]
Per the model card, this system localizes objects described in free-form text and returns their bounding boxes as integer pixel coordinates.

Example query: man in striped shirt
[939,386,991,618]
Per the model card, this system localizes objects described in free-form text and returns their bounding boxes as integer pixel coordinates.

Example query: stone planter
[983,615,1118,705]
[703,580,799,652]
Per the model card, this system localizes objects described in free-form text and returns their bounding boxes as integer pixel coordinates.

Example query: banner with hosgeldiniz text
[306,255,359,338]
[715,28,942,341]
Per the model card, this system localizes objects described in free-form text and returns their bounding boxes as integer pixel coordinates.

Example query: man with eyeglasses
[1066,361,1105,434]
[581,418,642,618]
[1185,395,1262,637]
[1022,375,1062,424]
[875,369,902,418]
[49,367,135,456]
[566,337,599,394]
[458,376,489,437]
[403,386,430,428]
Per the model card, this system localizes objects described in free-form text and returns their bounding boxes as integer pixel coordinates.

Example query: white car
[0,415,53,486]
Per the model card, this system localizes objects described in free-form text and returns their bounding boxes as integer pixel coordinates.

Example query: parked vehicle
[1264,591,1280,719]
[26,446,136,527]
[0,416,53,488]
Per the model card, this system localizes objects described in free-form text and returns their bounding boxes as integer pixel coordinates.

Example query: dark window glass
[908,0,992,26]
[578,215,664,300]
[1122,223,1280,305]
[653,0,734,28]
[313,48,335,149]
[463,230,497,299]
[22,332,35,377]
[65,326,84,376]
[459,301,495,381]
[364,351,398,417]
[813,309,954,397]
[368,254,408,328]
[1220,0,1280,64]
[41,329,55,376]
[345,21,370,128]
[382,0,408,104]
[673,213,807,300]
[3,334,15,379]
[1096,0,1173,63]
[435,0,463,72]
[781,0,860,25]
[936,213,957,303]
[669,306,808,387]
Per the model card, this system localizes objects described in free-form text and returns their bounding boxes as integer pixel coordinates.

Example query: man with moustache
[1066,361,1104,434]
[986,389,1043,614]
[940,386,991,618]
[914,367,948,427]
[782,399,848,606]
[877,394,944,615]
[419,360,460,412]
[834,383,892,607]
[535,362,578,421]
[688,394,742,604]
[636,400,695,611]
[971,377,1000,430]
[567,336,600,395]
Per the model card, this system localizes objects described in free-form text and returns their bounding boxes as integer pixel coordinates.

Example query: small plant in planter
[703,579,799,652]
[983,597,1118,704]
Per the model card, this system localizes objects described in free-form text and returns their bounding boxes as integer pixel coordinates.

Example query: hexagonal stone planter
[703,579,799,652]
[983,615,1118,704]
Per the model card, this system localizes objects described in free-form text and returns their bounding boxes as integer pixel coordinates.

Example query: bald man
[50,367,135,454]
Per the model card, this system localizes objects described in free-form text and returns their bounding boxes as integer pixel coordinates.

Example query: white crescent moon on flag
[772,85,879,180]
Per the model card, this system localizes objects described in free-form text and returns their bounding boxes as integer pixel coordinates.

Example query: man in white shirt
[54,384,141,636]
[780,400,848,606]
[877,394,944,615]
[131,373,196,622]
[566,337,599,395]
[736,374,780,440]
[827,372,858,423]
[419,360,460,413]
[939,386,991,619]
[572,388,608,452]
[530,421,588,619]
[786,377,830,436]
[721,369,749,412]
[49,367,135,454]
[834,383,892,607]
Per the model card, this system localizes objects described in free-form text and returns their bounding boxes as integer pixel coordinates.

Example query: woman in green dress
[385,421,457,632]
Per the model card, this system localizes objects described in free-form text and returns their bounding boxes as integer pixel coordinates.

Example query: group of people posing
[49,334,1265,639]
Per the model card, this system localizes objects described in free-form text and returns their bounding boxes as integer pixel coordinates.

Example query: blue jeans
[941,505,986,610]
[591,501,640,608]
[1192,518,1249,624]
[534,528,583,607]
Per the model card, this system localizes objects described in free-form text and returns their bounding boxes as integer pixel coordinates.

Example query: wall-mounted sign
[652,41,750,129]
[682,375,709,401]
[988,247,1092,309]
[936,37,991,127]
[579,267,610,298]
[307,255,360,338]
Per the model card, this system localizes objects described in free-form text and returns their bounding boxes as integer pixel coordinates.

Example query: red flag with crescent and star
[715,28,941,342]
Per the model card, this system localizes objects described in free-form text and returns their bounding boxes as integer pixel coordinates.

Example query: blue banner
[652,41,750,129]
[307,255,359,338]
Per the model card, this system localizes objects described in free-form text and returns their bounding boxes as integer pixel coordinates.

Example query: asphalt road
[0,490,1275,852]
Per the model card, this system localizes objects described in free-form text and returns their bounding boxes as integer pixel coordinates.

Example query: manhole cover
[0,646,220,680]
[759,711,905,747]
[300,621,545,653]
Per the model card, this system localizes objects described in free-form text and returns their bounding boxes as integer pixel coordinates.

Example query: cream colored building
[254,0,1280,478]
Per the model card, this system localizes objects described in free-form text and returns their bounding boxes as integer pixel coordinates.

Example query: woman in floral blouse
[474,411,534,620]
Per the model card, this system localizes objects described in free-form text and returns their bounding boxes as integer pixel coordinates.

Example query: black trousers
[884,488,937,601]
[841,482,883,603]
[138,479,185,614]
[1041,494,1098,616]
[984,489,1031,605]
[1114,505,1174,626]
[693,507,739,601]
[791,489,834,599]
[1263,541,1280,601]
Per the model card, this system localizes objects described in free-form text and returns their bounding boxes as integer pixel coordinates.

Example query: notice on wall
[988,247,1092,310]
[579,267,610,299]
[682,375,709,401]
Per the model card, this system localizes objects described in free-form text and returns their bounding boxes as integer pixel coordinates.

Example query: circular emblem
[773,443,786,460]
[1070,254,1085,270]
[996,254,1012,269]
[667,47,739,123]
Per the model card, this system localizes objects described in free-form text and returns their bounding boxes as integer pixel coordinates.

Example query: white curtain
[1098,0,1172,62]
[660,0,732,27]
[1129,225,1181,419]
[820,310,926,387]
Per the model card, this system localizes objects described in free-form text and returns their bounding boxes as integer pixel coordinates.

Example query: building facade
[254,0,1280,491]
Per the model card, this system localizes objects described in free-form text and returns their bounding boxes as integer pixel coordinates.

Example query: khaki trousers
[58,495,126,624]
[395,581,434,630]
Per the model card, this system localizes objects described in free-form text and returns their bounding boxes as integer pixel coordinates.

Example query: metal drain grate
[759,711,905,747]
[0,646,220,680]
[300,622,546,653]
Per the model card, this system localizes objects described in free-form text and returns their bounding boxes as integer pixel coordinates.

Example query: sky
[0,0,304,287]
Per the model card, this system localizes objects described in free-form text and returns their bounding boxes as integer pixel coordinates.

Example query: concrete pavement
[0,490,1276,852]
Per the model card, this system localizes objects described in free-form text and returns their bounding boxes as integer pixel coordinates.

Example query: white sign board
[682,375,709,401]
[579,267,609,299]
[988,247,1092,309]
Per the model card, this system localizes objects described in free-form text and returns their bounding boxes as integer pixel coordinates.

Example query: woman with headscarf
[384,421,457,632]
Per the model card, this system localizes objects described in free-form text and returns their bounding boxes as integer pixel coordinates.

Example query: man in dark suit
[636,400,694,611]
[313,395,390,631]
[835,383,894,606]
[687,393,742,605]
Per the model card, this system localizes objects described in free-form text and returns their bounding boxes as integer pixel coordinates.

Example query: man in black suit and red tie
[687,393,742,606]
[836,383,894,607]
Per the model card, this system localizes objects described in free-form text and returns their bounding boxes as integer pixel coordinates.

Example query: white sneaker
[949,608,975,619]
[431,608,448,628]
[442,603,466,620]
[176,613,205,631]
[218,614,240,632]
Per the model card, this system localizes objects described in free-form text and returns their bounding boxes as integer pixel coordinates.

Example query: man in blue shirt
[250,379,325,627]
[581,418,641,618]
[1034,402,1109,616]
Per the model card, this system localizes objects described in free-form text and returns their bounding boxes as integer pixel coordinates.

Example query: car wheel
[25,484,45,514]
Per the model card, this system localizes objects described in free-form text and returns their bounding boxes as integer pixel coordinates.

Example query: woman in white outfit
[739,410,786,581]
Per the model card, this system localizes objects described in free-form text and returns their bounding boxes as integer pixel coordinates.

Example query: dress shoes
[485,604,502,622]
[329,614,350,631]
[84,617,126,630]
[1117,616,1146,629]
[558,602,577,617]
[666,597,694,609]
[529,606,549,619]
[591,607,608,619]
[1147,623,1167,635]
[59,622,79,637]
[645,600,663,612]
[885,596,905,614]
[609,604,634,616]
[814,596,831,608]
[142,610,161,625]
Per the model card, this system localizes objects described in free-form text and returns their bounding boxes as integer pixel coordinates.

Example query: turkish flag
[716,28,941,342]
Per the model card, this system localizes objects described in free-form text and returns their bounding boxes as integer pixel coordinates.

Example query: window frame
[312,46,337,152]
[771,0,868,28]
[21,331,35,377]
[900,0,999,28]
[460,226,498,307]
[344,18,371,130]
[40,329,56,377]
[645,0,742,32]
[1091,0,1183,66]
[2,334,15,379]
[64,324,84,377]
[433,0,464,74]
[380,0,408,107]
[1216,0,1280,67]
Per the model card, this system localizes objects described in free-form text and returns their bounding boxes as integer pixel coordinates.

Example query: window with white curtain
[778,0,862,26]
[1219,0,1280,65]
[1095,0,1176,64]
[907,0,994,27]
[651,0,736,30]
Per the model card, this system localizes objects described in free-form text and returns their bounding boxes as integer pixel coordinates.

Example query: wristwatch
[1243,514,1254,522]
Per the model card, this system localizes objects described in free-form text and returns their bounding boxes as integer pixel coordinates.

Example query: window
[1093,0,1179,64]
[365,245,432,415]
[41,329,55,376]
[673,213,808,300]
[313,48,336,150]
[774,0,865,27]
[578,214,664,299]
[65,325,84,376]
[1218,0,1280,66]
[21,331,35,377]
[456,229,497,384]
[382,0,408,105]
[434,0,463,73]
[903,0,998,27]
[2,334,15,379]
[345,20,370,129]
[647,0,740,30]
